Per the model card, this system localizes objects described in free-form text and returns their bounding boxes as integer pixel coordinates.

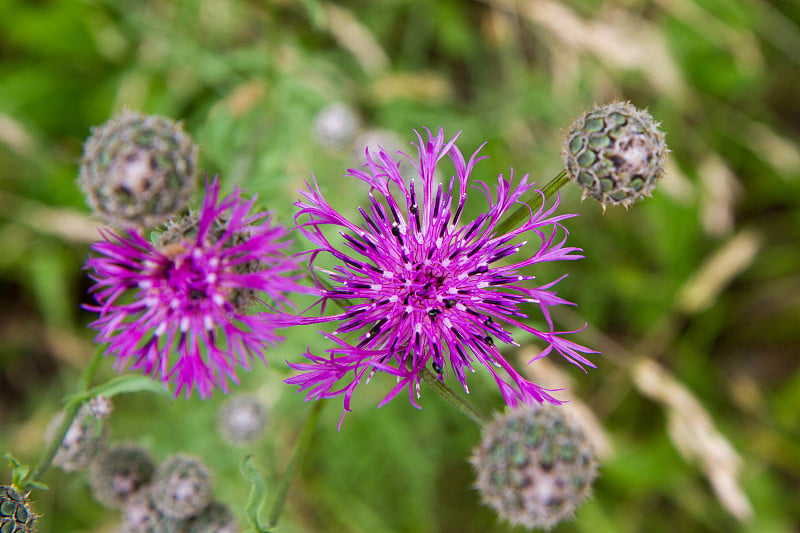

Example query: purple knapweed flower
[85,177,304,398]
[284,128,596,421]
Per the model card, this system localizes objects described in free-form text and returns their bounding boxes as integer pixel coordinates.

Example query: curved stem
[267,399,325,528]
[495,170,569,235]
[25,346,105,488]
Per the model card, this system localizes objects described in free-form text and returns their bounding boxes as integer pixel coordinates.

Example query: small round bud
[44,405,108,472]
[119,490,185,533]
[563,102,667,208]
[471,405,598,531]
[0,485,38,533]
[313,102,360,150]
[90,443,156,509]
[151,455,212,520]
[217,395,267,446]
[88,396,114,419]
[79,110,198,228]
[183,501,238,533]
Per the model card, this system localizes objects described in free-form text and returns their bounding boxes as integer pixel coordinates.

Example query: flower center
[166,249,219,304]
[408,263,447,303]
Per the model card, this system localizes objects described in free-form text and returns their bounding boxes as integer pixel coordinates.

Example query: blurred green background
[1,0,799,531]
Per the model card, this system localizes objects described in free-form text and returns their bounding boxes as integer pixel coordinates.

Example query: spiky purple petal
[284,128,597,419]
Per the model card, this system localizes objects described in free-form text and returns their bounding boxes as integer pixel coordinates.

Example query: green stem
[267,399,325,528]
[25,346,105,488]
[495,170,569,235]
[418,368,491,426]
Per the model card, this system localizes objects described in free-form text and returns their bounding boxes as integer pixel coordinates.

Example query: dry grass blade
[322,2,389,74]
[487,0,687,98]
[633,358,754,522]
[0,190,100,244]
[675,229,763,314]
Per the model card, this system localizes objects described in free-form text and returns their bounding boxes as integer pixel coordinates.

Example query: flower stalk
[495,170,569,236]
[267,399,324,528]
[22,346,105,489]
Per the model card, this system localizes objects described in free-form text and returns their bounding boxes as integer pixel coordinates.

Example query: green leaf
[240,455,270,533]
[4,454,45,490]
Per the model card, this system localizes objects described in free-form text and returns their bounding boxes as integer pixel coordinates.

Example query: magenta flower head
[85,177,304,398]
[285,128,596,422]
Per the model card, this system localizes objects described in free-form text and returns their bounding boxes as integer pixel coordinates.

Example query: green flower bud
[182,501,237,533]
[120,490,185,533]
[89,443,156,509]
[0,485,37,533]
[151,455,211,520]
[471,405,598,530]
[78,110,198,228]
[217,395,267,446]
[563,102,667,209]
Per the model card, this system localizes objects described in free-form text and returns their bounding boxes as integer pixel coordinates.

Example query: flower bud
[563,102,667,209]
[471,405,597,530]
[217,395,267,446]
[78,110,198,228]
[151,455,211,520]
[89,443,156,509]
[87,396,113,419]
[44,404,107,472]
[313,102,360,150]
[119,490,184,533]
[183,501,238,533]
[0,485,38,533]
